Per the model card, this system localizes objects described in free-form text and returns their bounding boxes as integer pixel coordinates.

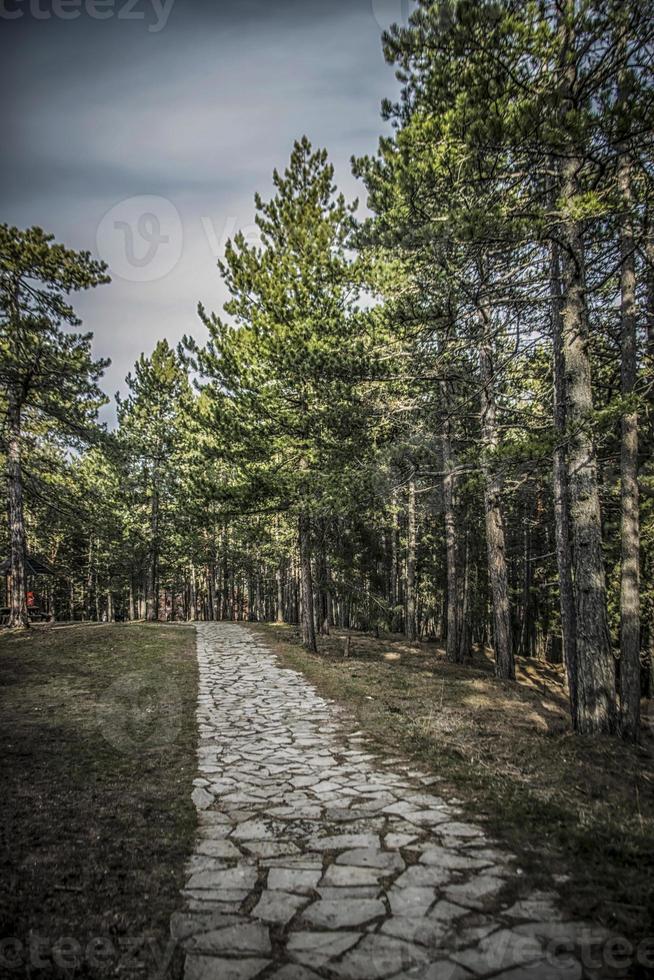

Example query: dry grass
[0,622,198,979]
[249,622,654,949]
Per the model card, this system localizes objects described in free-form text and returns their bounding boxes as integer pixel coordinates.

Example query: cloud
[1,0,398,423]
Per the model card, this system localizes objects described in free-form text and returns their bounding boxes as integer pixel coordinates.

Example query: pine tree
[0,225,109,628]
[190,138,377,651]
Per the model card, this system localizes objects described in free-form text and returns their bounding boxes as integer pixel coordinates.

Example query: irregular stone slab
[321,864,383,887]
[407,810,451,827]
[388,886,436,916]
[503,892,562,923]
[429,900,469,925]
[186,855,231,874]
[381,915,448,947]
[192,787,214,810]
[170,911,243,941]
[242,841,301,859]
[385,832,418,848]
[184,888,250,906]
[331,933,430,979]
[391,961,474,980]
[488,960,581,980]
[286,931,361,969]
[317,886,381,901]
[198,811,232,826]
[444,874,506,910]
[196,840,242,859]
[335,848,405,872]
[251,890,308,925]
[263,854,323,869]
[419,846,491,871]
[186,866,258,891]
[185,956,270,980]
[437,822,484,839]
[231,820,275,841]
[269,967,323,980]
[308,832,380,851]
[302,898,385,929]
[451,928,545,975]
[393,865,451,889]
[267,867,322,894]
[185,922,271,956]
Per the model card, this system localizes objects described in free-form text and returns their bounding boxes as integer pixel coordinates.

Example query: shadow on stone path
[171,623,609,980]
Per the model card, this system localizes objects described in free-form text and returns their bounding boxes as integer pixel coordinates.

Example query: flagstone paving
[171,623,612,980]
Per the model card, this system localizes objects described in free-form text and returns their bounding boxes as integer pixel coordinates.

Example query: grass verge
[249,622,654,959]
[0,623,198,980]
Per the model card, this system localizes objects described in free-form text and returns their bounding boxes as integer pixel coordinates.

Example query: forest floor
[0,622,198,980]
[249,623,654,962]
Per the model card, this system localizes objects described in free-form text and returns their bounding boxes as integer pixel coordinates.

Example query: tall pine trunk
[459,530,472,661]
[276,565,284,623]
[478,311,514,680]
[440,384,462,662]
[6,393,28,629]
[298,512,317,652]
[559,159,615,734]
[128,576,136,621]
[555,0,615,735]
[189,565,197,622]
[618,147,640,740]
[405,477,417,642]
[551,237,579,727]
[145,482,159,622]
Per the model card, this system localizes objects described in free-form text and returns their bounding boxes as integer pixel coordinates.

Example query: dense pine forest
[2,0,653,743]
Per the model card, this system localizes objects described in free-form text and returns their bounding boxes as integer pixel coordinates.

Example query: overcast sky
[1,0,408,420]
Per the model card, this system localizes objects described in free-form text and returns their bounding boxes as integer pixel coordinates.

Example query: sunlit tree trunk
[298,512,317,652]
[478,308,514,680]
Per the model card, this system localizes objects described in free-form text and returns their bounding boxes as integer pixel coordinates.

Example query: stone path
[172,624,610,980]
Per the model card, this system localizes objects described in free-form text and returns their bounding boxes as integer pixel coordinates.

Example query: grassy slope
[0,623,198,979]
[250,623,654,951]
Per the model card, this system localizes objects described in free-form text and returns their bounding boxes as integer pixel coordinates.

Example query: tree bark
[405,477,418,641]
[618,147,640,740]
[6,392,28,629]
[551,237,579,728]
[459,530,472,661]
[128,576,136,621]
[298,512,317,652]
[440,389,462,661]
[189,565,197,621]
[106,589,115,623]
[478,311,514,680]
[145,481,159,622]
[559,160,615,733]
[554,0,615,736]
[276,565,285,623]
[390,489,402,632]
